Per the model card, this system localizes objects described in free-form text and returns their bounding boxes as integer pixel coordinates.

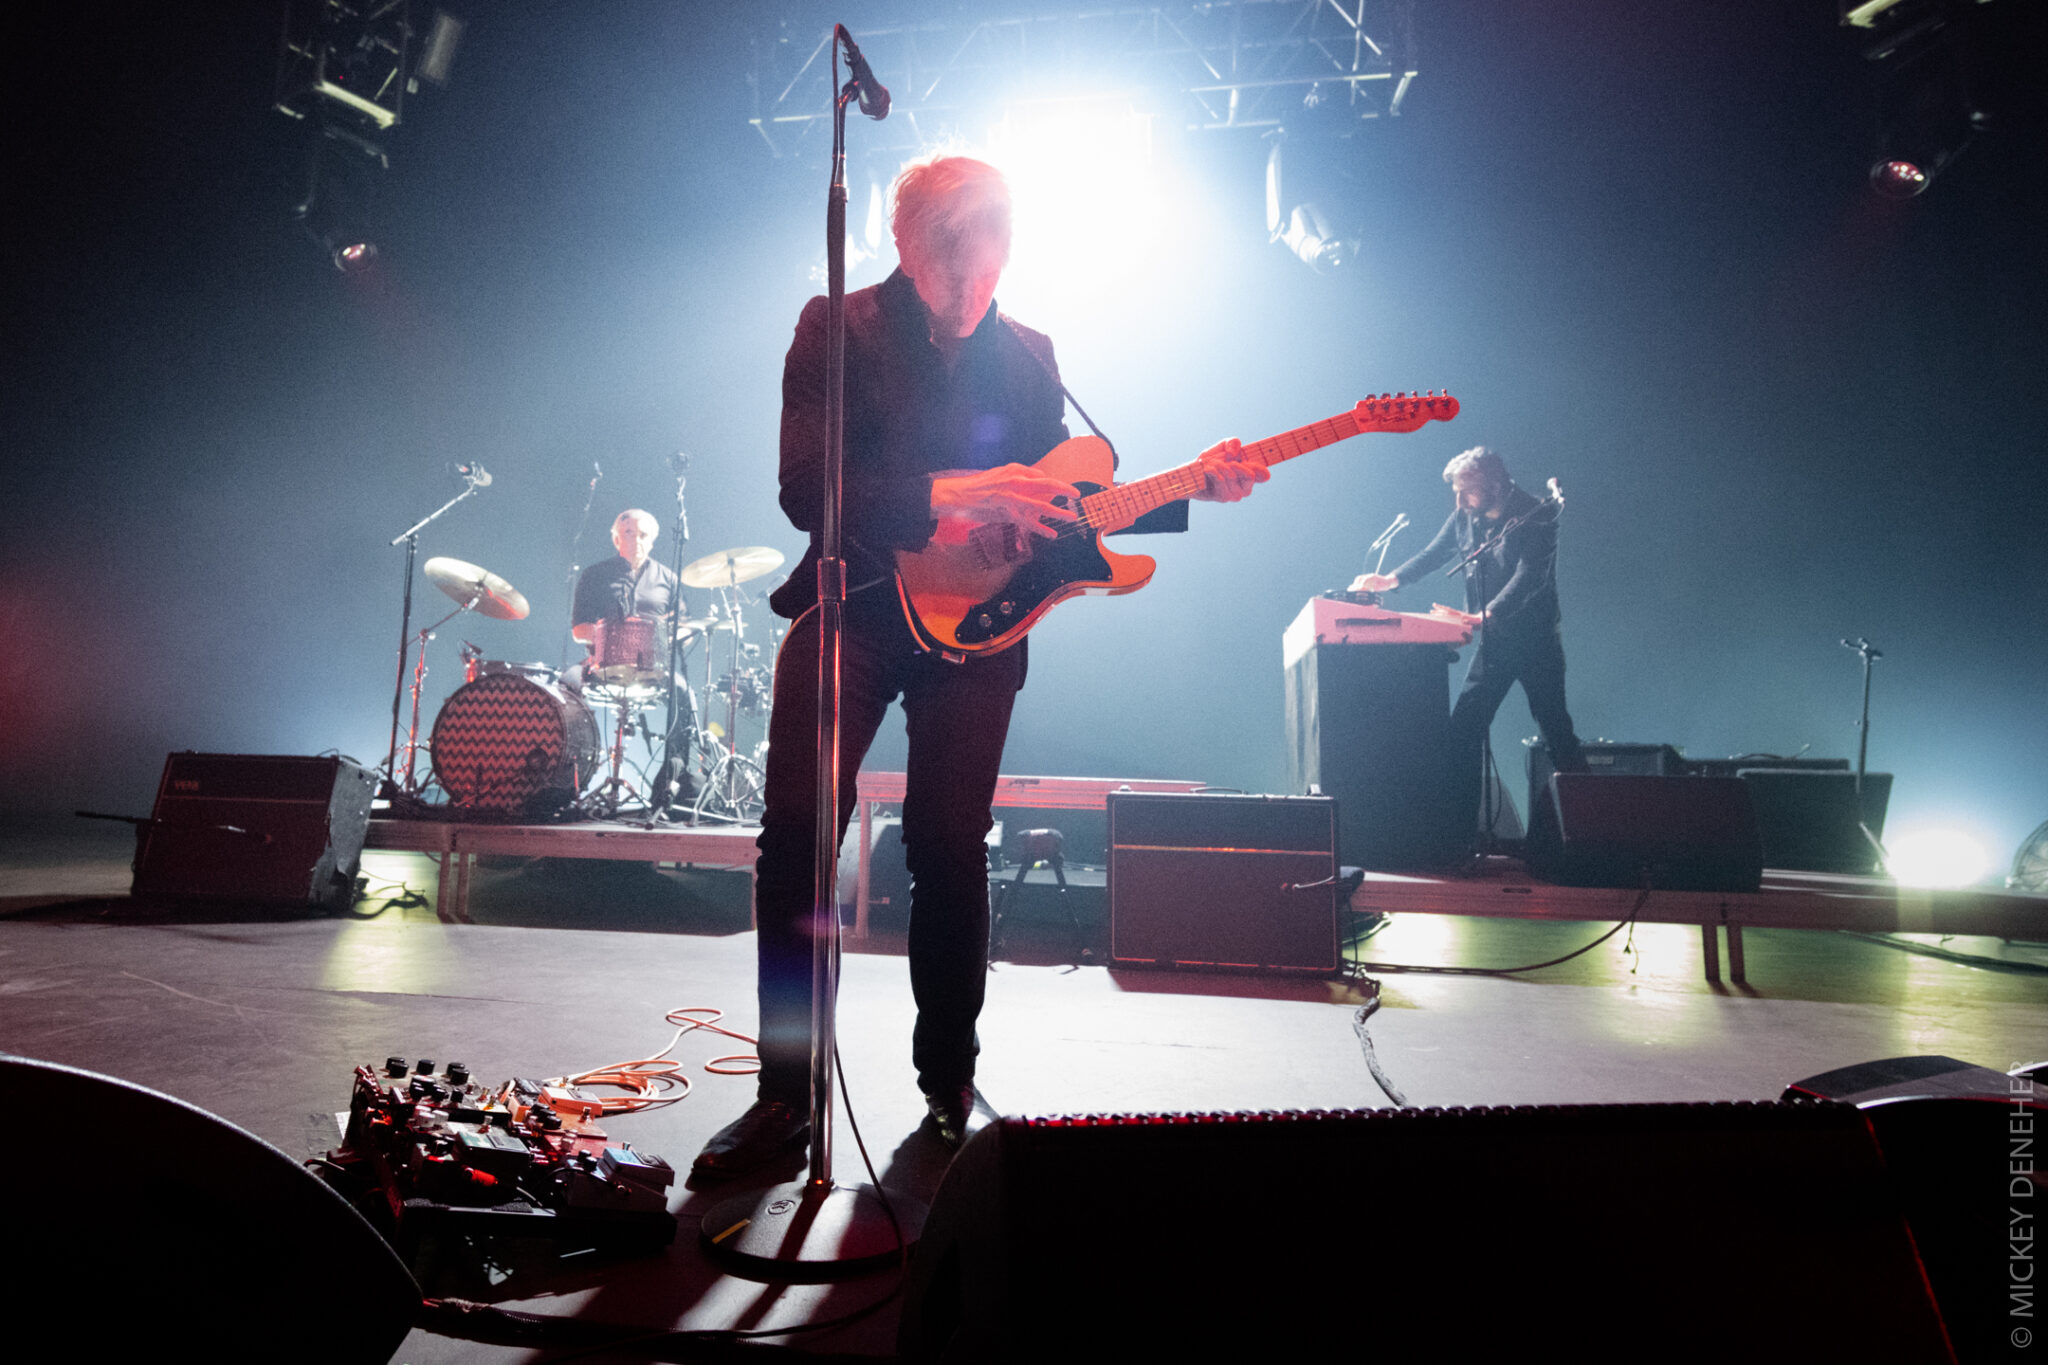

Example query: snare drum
[590,616,662,686]
[431,673,599,815]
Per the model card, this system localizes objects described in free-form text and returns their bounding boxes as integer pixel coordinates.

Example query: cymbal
[680,545,785,590]
[423,556,530,621]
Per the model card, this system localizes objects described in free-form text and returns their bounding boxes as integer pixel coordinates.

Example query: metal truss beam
[749,1,1419,157]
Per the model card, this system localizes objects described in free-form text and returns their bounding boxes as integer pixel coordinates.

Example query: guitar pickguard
[949,484,1114,647]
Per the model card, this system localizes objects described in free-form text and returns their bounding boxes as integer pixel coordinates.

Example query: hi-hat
[680,546,785,590]
[424,557,530,620]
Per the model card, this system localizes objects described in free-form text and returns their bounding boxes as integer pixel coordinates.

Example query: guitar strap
[1001,317,1119,470]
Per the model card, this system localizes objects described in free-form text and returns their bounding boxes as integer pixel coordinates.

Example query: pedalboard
[324,1058,676,1259]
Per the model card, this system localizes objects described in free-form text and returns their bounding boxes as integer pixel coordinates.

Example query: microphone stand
[705,25,919,1275]
[1366,512,1408,576]
[1841,637,1891,873]
[383,474,488,796]
[650,457,693,822]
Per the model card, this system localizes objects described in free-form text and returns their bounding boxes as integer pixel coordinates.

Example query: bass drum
[431,673,599,816]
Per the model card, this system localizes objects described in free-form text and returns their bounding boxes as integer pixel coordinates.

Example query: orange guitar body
[894,436,1147,656]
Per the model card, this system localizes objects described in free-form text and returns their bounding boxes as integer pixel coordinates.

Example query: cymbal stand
[559,461,603,671]
[384,475,489,793]
[400,592,483,794]
[692,587,766,824]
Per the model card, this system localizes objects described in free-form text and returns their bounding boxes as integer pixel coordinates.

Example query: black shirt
[1388,483,1562,639]
[572,556,682,630]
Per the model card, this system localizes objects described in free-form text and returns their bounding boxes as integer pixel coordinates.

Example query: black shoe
[923,1084,991,1150]
[691,1099,809,1180]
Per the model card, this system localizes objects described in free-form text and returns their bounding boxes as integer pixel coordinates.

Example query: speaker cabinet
[1527,773,1763,892]
[1737,768,1891,874]
[1786,1056,2046,1365]
[1525,740,1685,823]
[132,753,378,912]
[1107,793,1336,974]
[899,1103,1953,1362]
[0,1055,418,1362]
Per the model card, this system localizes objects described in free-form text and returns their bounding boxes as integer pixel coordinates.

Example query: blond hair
[891,155,1012,264]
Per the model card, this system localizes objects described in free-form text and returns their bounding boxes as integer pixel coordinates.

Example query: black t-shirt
[572,556,681,629]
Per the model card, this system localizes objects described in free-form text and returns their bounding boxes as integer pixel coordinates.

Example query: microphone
[454,461,493,487]
[667,451,690,475]
[836,26,890,120]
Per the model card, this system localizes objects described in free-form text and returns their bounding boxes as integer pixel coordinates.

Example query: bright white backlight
[983,103,1190,318]
[1887,828,1991,888]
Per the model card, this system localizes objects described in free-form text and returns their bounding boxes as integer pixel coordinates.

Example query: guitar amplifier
[1107,793,1338,974]
[1525,741,1686,824]
[132,753,377,912]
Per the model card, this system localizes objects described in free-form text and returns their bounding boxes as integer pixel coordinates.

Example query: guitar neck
[1080,409,1361,533]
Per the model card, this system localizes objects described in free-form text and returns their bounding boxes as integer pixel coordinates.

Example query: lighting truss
[748,1,1420,156]
[274,0,421,132]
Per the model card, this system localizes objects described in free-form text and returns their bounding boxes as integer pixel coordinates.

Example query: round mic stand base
[702,1180,925,1279]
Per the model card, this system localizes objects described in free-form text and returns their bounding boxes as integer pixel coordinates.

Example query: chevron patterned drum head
[430,673,598,816]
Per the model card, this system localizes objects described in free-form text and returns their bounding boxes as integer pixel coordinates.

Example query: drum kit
[395,546,786,824]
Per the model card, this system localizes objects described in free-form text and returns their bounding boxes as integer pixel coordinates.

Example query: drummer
[571,509,698,814]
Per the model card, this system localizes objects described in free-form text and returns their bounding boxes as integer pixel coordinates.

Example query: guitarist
[692,155,1265,1178]
[1351,446,1586,849]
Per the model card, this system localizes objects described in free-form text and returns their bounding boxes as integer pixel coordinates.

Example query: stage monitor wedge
[900,1103,1954,1362]
[1527,773,1763,892]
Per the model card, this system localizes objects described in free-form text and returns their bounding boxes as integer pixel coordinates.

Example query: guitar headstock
[1351,391,1461,434]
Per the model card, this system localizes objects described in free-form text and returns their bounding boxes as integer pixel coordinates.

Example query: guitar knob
[999,601,1014,616]
[977,613,993,628]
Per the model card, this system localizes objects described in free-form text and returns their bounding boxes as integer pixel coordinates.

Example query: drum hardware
[462,644,558,687]
[689,583,778,826]
[395,557,531,797]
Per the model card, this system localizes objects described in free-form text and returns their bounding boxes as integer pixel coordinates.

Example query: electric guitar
[894,391,1461,656]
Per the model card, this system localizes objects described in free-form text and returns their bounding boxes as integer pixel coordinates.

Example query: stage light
[983,102,1187,313]
[333,240,379,273]
[1850,0,1983,199]
[294,124,386,273]
[1868,157,1931,198]
[1265,135,1360,275]
[1886,827,1991,888]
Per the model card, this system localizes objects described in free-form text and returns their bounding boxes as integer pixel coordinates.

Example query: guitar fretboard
[1078,409,1369,533]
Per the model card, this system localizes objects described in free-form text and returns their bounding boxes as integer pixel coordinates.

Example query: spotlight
[1851,0,1982,198]
[332,240,379,273]
[1278,202,1358,273]
[1887,828,1991,888]
[1868,157,1931,198]
[1265,136,1360,275]
[294,124,386,272]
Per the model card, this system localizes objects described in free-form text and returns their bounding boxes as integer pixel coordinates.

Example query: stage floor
[3,813,2044,1360]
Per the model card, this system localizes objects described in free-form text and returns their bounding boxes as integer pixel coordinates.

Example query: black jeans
[752,588,1023,1104]
[1448,626,1584,835]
